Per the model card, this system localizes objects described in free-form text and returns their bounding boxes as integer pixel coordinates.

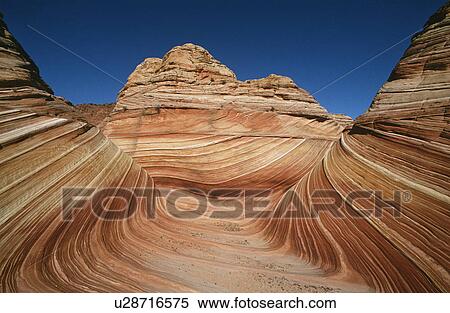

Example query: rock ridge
[115,43,351,123]
[0,13,82,119]
[356,3,450,142]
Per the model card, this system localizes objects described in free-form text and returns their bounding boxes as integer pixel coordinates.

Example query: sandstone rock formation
[103,3,450,292]
[0,3,449,293]
[0,12,351,292]
[114,43,351,123]
[256,4,450,291]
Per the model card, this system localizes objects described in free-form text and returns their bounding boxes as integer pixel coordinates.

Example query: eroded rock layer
[113,43,351,123]
[0,3,449,293]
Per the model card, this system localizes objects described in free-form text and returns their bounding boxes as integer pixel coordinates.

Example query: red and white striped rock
[0,3,448,293]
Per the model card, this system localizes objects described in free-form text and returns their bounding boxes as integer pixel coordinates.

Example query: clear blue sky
[1,0,446,117]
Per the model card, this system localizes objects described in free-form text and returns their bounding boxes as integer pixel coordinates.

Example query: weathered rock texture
[114,43,351,123]
[0,3,449,293]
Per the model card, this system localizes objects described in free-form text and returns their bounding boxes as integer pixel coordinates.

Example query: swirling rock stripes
[104,107,347,141]
[1,3,449,292]
[254,2,450,292]
[0,108,356,292]
[326,138,448,291]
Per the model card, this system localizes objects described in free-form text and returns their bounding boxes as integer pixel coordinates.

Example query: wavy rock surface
[256,4,450,291]
[0,14,355,292]
[103,3,450,292]
[0,3,449,293]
